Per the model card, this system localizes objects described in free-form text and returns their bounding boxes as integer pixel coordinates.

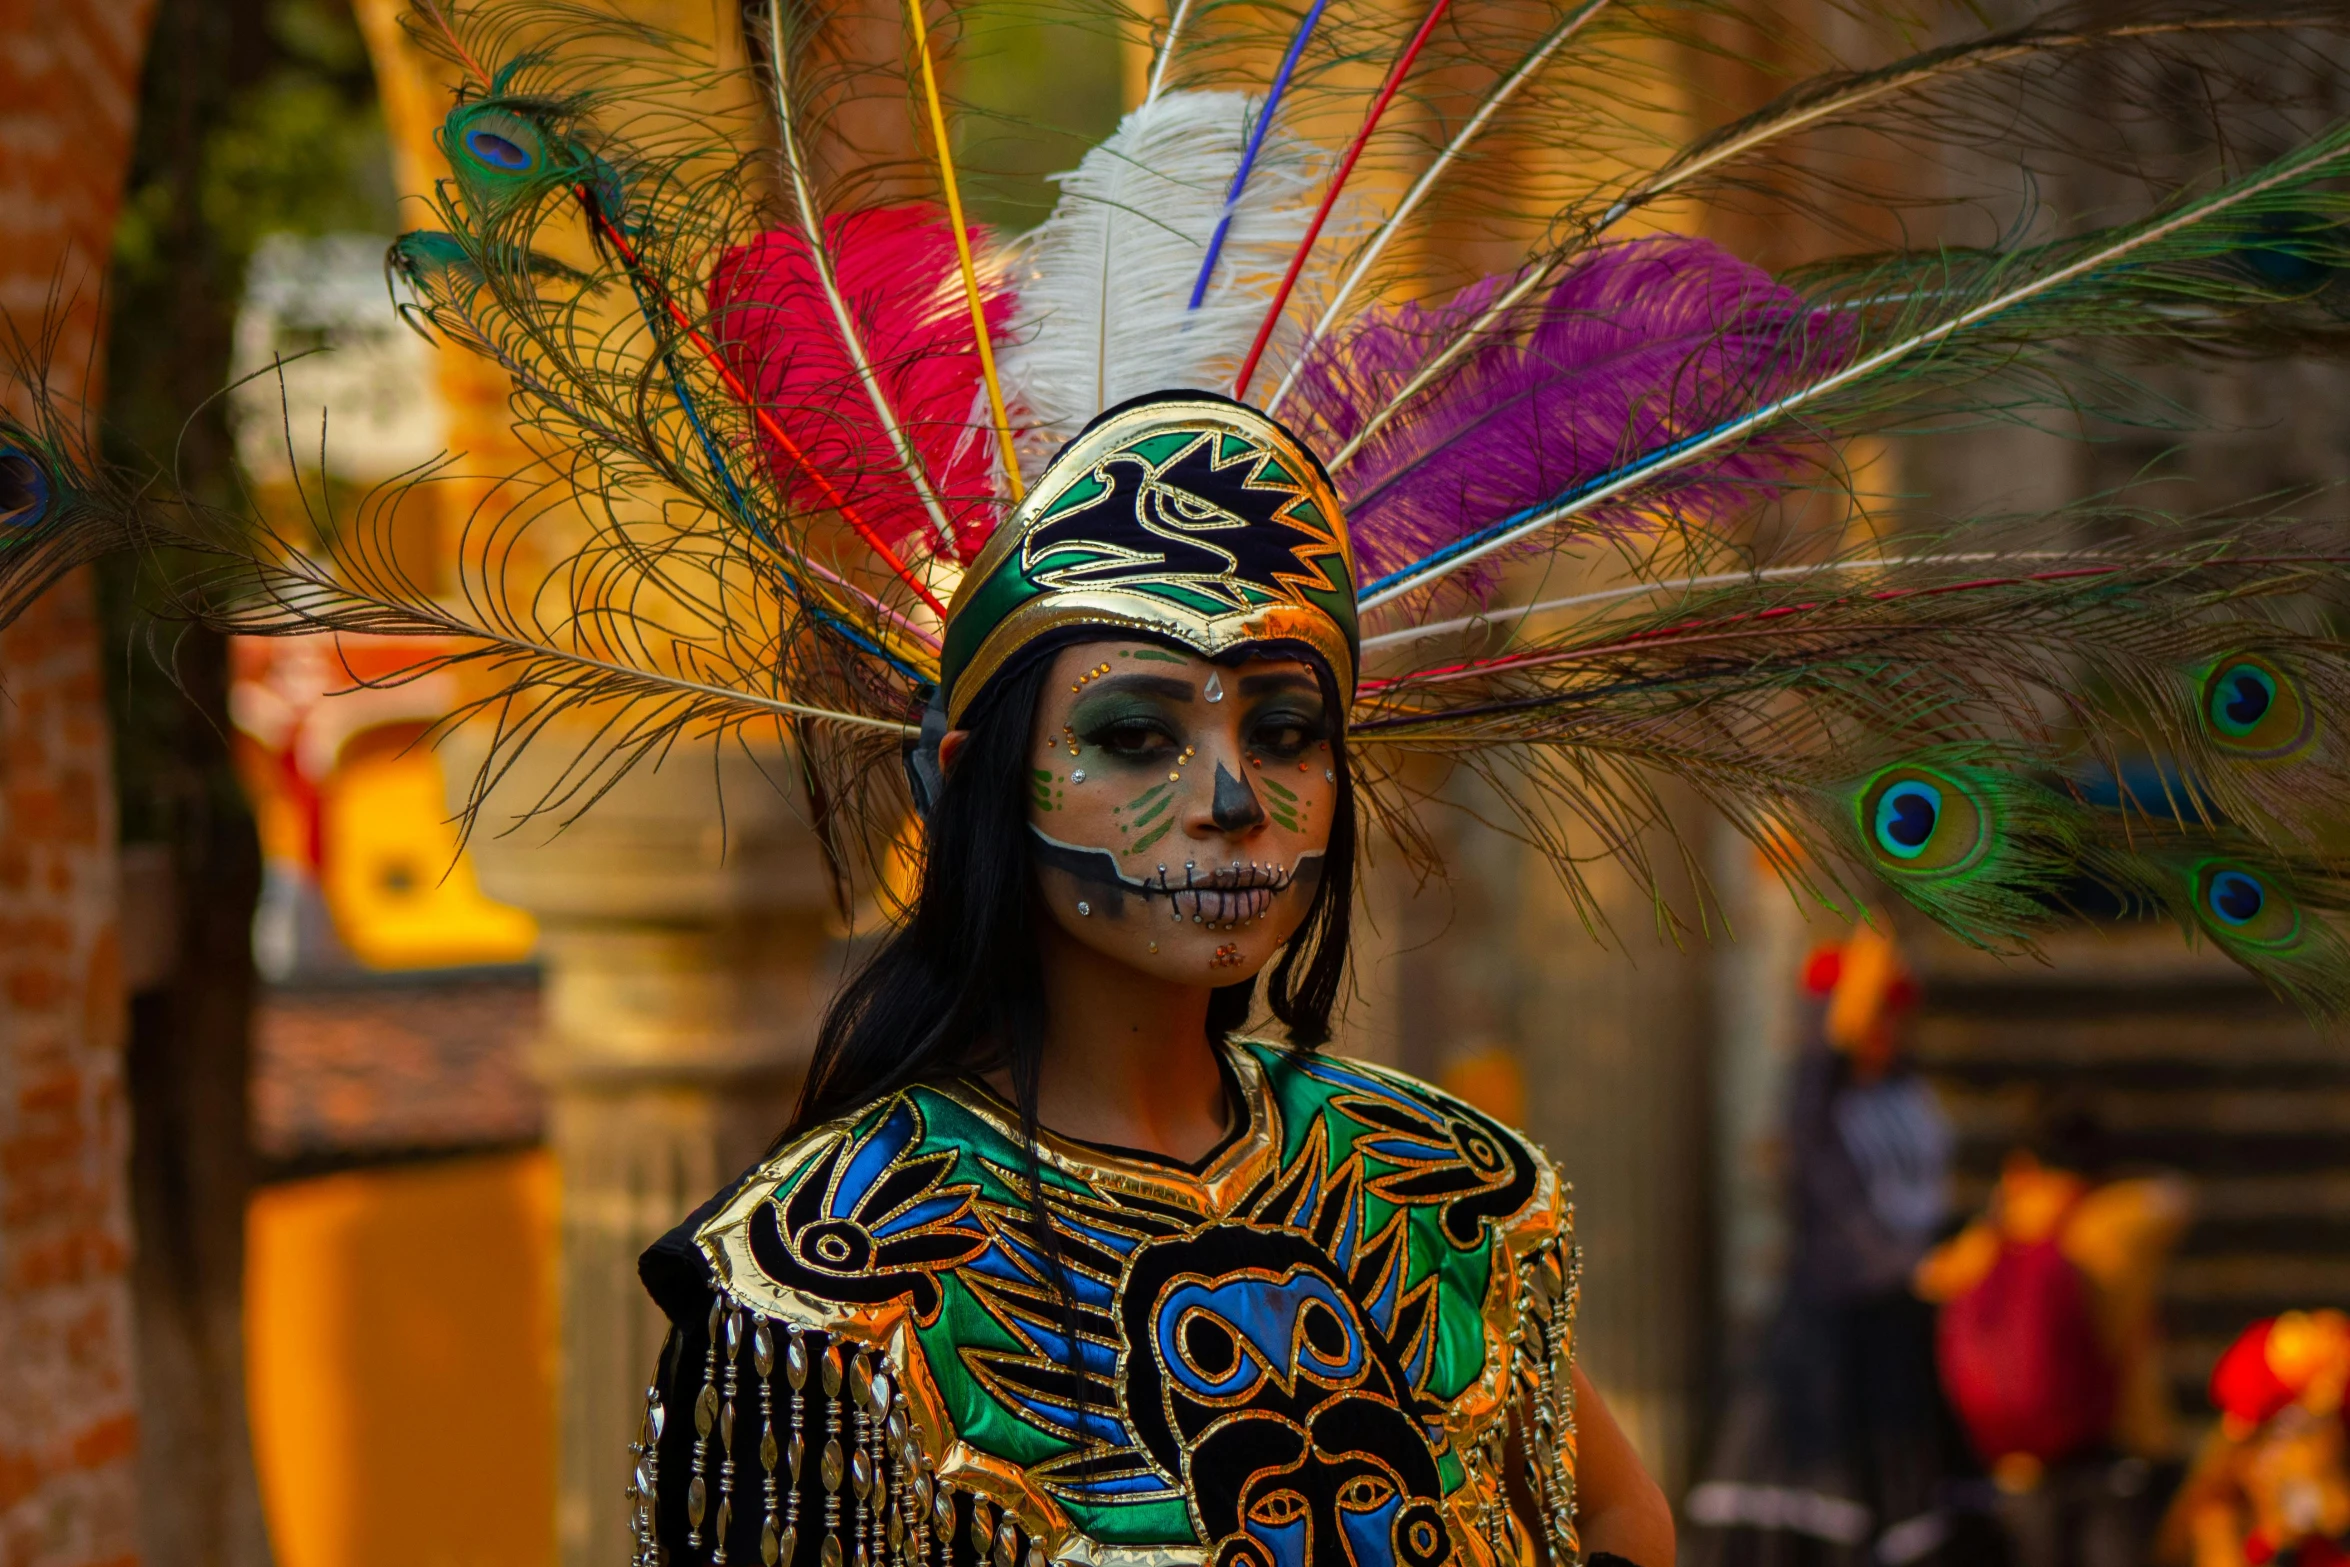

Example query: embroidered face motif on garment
[691,1041,1577,1567]
[1025,639,1336,981]
[1119,1225,1454,1567]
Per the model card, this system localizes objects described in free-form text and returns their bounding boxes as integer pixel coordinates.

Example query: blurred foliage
[951,0,1126,232]
[103,0,393,844]
[108,0,393,484]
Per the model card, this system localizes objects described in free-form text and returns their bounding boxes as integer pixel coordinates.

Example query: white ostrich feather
[993,90,1326,471]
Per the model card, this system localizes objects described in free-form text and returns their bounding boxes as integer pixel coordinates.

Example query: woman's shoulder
[1233,1037,1571,1244]
[1236,1036,1555,1156]
[636,1080,988,1334]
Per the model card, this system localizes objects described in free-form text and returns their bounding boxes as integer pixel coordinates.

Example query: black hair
[784,634,1356,1143]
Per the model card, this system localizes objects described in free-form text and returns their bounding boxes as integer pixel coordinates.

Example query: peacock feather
[10,0,2350,1007]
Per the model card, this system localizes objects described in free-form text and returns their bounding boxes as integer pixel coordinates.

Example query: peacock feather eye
[1858,765,1989,876]
[466,126,534,172]
[0,447,52,538]
[2201,655,2315,761]
[2193,860,2304,949]
[442,104,565,202]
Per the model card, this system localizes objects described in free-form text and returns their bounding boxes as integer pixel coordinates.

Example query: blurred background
[1,3,2346,1567]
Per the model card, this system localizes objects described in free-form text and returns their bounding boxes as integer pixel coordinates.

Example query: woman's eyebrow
[1074,673,1195,703]
[1237,670,1319,698]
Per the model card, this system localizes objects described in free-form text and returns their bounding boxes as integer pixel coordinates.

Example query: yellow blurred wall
[246,1151,560,1567]
[320,744,540,970]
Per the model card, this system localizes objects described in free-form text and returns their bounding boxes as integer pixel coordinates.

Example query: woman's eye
[1091,719,1175,757]
[1249,714,1323,757]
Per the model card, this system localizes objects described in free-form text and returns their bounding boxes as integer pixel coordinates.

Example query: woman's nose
[1208,759,1266,833]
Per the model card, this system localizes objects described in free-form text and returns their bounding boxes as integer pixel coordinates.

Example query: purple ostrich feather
[1289,236,1845,591]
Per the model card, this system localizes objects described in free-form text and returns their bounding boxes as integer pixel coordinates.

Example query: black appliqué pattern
[957,1108,1474,1567]
[1316,1074,1539,1249]
[746,1098,990,1324]
[703,1050,1559,1567]
[1022,432,1345,614]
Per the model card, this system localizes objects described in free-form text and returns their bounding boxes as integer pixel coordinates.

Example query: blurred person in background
[1688,922,1984,1567]
[2158,1310,2350,1567]
[1918,1096,2194,1567]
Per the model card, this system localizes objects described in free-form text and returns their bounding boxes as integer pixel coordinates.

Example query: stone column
[1358,761,1716,1495]
[1705,825,1815,1360]
[349,5,846,1560]
[462,750,839,1567]
[1508,823,1715,1497]
[0,2,154,1562]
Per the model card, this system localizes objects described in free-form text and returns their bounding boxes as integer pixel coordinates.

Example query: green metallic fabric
[694,1040,1578,1567]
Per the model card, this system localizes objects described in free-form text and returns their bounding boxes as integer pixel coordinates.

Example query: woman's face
[1012,639,1338,985]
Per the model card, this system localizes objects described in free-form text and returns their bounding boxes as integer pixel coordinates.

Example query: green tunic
[634,1040,1580,1567]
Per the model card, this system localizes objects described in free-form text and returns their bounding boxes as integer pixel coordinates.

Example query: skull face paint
[1023,640,1338,983]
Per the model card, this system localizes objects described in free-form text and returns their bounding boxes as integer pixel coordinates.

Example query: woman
[8,10,2345,1565]
[631,392,1674,1567]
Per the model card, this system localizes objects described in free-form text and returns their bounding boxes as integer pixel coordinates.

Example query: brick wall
[0,3,157,1565]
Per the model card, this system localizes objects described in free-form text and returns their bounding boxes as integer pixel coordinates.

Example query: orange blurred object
[1438,1046,1528,1127]
[245,1151,559,1567]
[2213,1311,2350,1440]
[2171,1312,2350,1567]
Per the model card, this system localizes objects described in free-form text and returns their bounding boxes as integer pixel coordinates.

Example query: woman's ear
[938,729,971,776]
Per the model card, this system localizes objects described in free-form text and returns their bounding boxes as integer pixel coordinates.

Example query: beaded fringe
[630,1303,1057,1567]
[1503,1236,1583,1567]
[634,1238,1581,1567]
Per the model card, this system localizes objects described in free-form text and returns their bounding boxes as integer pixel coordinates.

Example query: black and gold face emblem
[1022,429,1349,620]
[1119,1227,1454,1567]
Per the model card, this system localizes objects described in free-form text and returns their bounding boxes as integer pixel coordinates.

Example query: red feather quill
[710,205,1013,562]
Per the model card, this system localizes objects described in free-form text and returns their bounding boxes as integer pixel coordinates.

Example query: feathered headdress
[12,0,2350,1012]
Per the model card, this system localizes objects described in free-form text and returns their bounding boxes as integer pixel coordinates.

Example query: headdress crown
[937,391,1358,724]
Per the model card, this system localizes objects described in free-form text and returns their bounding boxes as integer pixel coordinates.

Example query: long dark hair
[785,635,1356,1143]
